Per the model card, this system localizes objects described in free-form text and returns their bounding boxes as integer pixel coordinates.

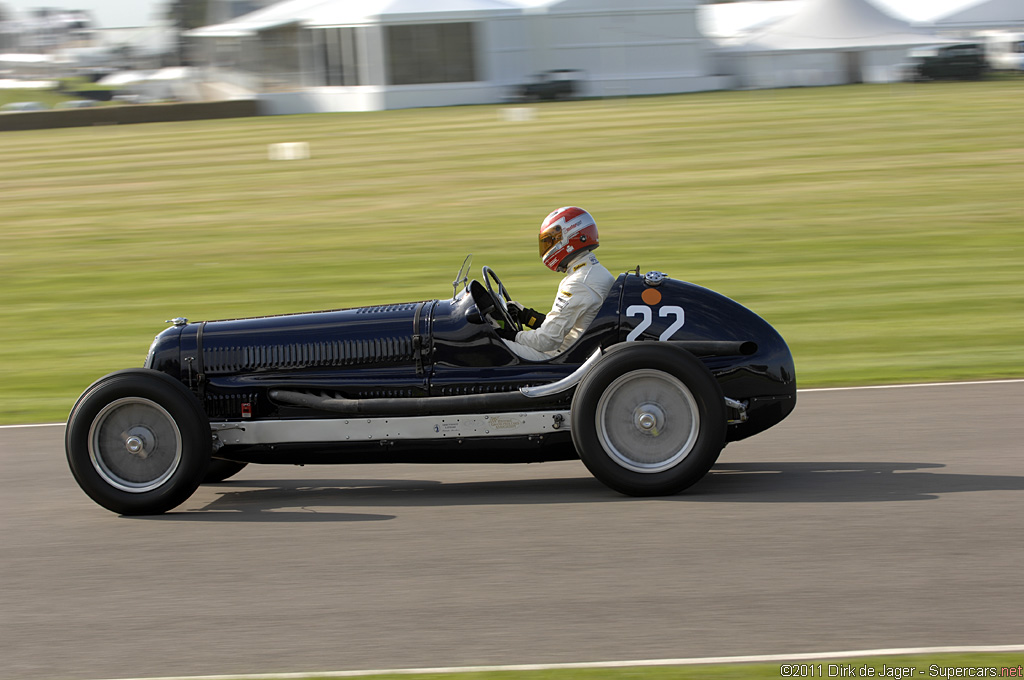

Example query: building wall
[524,5,713,97]
[734,52,842,89]
[480,15,533,88]
[204,1,727,113]
[259,18,526,115]
[861,47,910,82]
[734,48,910,89]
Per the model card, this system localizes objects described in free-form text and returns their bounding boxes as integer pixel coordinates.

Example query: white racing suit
[503,251,616,362]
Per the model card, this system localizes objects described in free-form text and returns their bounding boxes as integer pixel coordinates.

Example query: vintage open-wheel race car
[66,256,796,515]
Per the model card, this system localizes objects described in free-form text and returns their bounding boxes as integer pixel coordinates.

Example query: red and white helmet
[538,206,599,272]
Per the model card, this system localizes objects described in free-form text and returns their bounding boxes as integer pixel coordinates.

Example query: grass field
[0,86,95,109]
[2,81,1023,424]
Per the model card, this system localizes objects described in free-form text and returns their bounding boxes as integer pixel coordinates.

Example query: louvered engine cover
[191,302,433,418]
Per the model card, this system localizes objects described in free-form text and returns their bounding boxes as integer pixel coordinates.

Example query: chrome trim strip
[519,349,603,398]
[210,410,571,446]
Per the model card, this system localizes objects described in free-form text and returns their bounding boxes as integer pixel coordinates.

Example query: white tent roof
[699,1,801,40]
[506,0,697,9]
[736,0,944,51]
[932,0,1024,29]
[187,0,330,37]
[188,0,519,36]
[306,0,519,26]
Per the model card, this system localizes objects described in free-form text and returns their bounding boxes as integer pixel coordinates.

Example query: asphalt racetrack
[2,381,1023,680]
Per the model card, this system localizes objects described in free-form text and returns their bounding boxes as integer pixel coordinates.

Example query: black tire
[571,343,726,496]
[66,369,211,515]
[203,459,248,483]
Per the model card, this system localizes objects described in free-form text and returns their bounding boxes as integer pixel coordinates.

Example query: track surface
[2,382,1023,680]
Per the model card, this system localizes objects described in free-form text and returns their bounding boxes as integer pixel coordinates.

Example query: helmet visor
[539,225,561,257]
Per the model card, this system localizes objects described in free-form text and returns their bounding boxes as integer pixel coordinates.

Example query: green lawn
[0,87,90,109]
[1,81,1022,424]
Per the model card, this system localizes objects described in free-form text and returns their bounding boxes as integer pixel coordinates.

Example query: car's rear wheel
[571,343,726,496]
[66,370,211,515]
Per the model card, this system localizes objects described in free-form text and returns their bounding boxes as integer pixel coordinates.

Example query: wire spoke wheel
[88,397,182,493]
[67,370,211,515]
[571,343,726,496]
[595,369,700,473]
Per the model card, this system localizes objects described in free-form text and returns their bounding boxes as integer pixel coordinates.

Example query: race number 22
[625,305,685,342]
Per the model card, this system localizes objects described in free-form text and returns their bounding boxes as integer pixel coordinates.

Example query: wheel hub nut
[633,404,665,436]
[123,426,154,458]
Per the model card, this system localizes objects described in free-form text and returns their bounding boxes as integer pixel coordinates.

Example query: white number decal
[659,306,685,340]
[626,304,685,341]
[625,305,651,341]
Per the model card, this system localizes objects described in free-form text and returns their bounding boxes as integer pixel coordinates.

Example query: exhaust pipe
[270,387,557,416]
[270,340,756,417]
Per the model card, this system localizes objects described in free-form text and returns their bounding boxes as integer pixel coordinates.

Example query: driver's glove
[495,324,518,341]
[510,302,546,330]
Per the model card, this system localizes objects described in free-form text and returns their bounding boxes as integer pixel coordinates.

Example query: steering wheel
[481,266,522,333]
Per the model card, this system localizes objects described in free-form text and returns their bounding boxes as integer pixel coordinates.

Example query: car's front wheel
[570,343,726,496]
[66,369,211,515]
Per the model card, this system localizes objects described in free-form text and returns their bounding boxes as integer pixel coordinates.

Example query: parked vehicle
[516,69,583,101]
[66,257,796,515]
[906,43,988,81]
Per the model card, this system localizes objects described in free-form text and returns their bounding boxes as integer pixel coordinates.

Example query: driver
[497,206,615,361]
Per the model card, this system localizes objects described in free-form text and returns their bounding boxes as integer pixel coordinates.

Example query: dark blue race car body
[68,263,796,514]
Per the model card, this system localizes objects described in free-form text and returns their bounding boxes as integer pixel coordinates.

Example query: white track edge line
[800,378,1024,392]
[0,421,65,429]
[2,378,1024,431]
[94,645,1024,680]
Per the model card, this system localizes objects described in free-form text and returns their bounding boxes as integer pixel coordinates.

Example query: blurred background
[1,0,1021,109]
[1,0,1022,424]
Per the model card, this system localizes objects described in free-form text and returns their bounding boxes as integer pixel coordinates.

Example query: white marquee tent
[188,0,728,113]
[719,0,948,88]
[932,0,1024,31]
[191,0,523,112]
[508,0,725,99]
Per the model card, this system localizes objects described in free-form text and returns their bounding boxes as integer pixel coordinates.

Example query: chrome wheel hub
[634,404,665,435]
[88,398,182,493]
[123,427,155,458]
[595,369,700,474]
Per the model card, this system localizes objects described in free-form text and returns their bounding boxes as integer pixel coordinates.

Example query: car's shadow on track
[690,461,1024,503]
[136,476,613,521]
[134,461,1024,520]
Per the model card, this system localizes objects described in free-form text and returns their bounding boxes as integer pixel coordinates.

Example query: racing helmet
[538,206,599,272]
